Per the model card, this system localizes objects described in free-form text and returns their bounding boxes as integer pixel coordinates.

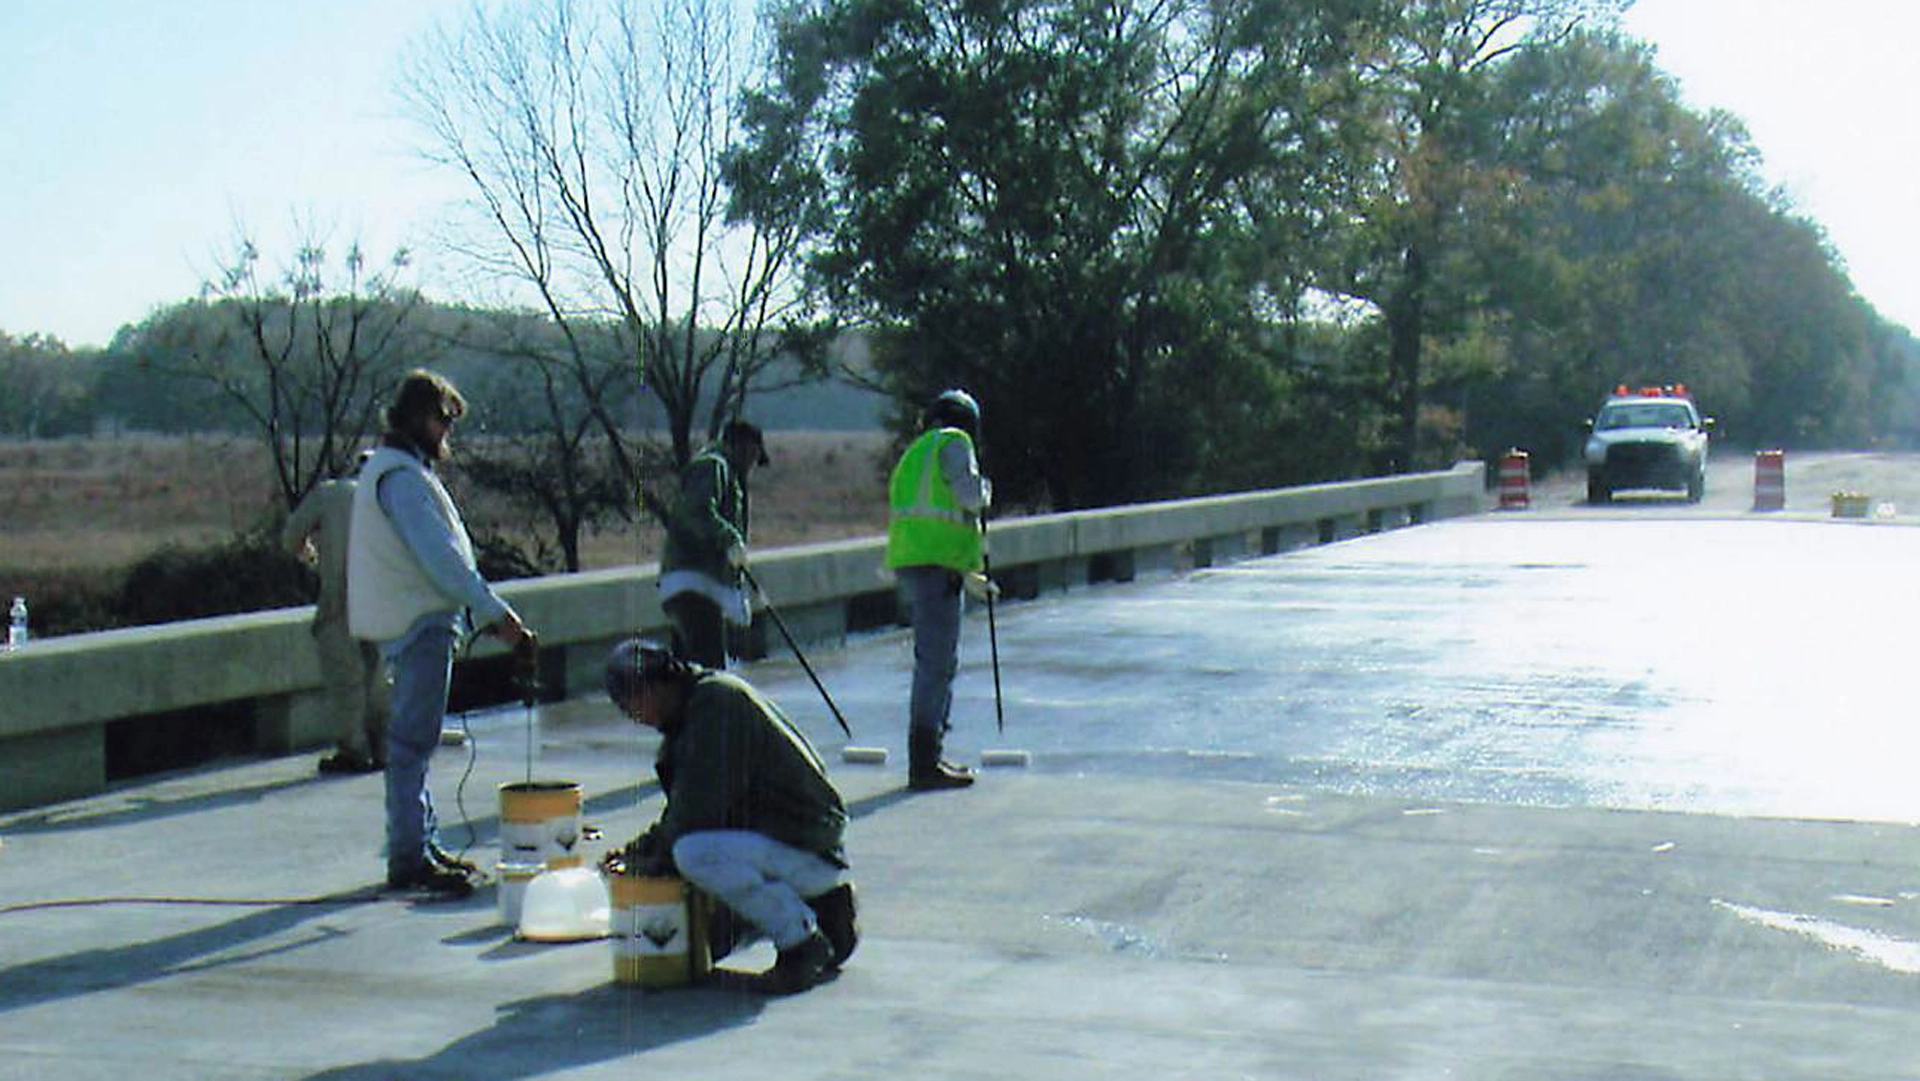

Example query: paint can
[498,780,583,869]
[608,874,712,989]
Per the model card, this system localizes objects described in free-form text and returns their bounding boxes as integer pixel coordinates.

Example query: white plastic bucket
[518,865,611,942]
[496,862,543,927]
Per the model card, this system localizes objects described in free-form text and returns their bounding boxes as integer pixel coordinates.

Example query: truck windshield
[1597,403,1693,431]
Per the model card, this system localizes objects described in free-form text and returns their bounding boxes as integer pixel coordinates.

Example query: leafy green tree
[1871,318,1920,448]
[1448,28,1893,463]
[730,0,1383,509]
[1440,28,1741,462]
[1317,0,1627,473]
[0,332,96,439]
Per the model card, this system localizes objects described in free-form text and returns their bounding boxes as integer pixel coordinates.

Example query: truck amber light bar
[1612,384,1691,399]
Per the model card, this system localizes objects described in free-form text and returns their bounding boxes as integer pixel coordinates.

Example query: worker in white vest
[348,369,536,898]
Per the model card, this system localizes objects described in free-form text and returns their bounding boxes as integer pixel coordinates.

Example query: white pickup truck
[1584,385,1715,504]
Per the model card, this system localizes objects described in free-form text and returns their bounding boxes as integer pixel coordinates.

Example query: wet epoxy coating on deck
[9,514,1920,1081]
[752,516,1920,822]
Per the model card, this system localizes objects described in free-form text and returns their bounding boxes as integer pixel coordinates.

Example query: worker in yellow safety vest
[885,388,996,790]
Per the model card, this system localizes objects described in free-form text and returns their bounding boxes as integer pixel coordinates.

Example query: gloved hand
[511,629,540,706]
[964,572,1000,602]
[602,828,671,877]
[726,541,749,569]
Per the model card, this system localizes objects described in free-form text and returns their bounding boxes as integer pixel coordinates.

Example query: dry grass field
[0,431,897,581]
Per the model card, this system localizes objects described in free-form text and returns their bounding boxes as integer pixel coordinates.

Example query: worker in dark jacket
[601,638,857,995]
[652,421,769,667]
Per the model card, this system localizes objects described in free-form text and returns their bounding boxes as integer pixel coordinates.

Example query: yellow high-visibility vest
[885,428,984,572]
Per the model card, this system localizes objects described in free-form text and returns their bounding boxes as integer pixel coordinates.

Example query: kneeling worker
[601,639,858,995]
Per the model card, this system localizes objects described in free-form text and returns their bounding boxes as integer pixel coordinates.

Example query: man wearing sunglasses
[348,369,537,898]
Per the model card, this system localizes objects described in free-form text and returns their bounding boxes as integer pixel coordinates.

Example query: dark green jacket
[650,671,848,867]
[658,448,748,584]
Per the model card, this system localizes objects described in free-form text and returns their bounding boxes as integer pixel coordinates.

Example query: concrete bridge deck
[5,514,1920,1079]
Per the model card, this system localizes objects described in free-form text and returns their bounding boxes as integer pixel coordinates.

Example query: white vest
[346,446,476,642]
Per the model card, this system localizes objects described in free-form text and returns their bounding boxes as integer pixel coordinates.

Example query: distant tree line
[0,305,880,445]
[7,0,1920,534]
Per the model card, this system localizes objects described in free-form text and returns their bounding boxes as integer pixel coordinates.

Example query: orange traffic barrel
[1753,449,1785,511]
[1498,450,1530,510]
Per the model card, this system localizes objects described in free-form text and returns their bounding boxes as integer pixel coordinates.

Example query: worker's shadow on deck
[0,773,323,836]
[298,982,767,1081]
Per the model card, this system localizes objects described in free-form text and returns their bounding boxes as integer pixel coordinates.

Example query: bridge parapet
[0,461,1486,810]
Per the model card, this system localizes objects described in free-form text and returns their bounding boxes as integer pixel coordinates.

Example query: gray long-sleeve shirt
[938,435,992,513]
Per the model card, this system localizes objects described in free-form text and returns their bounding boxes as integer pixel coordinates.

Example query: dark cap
[604,638,696,709]
[723,420,771,466]
[928,388,981,435]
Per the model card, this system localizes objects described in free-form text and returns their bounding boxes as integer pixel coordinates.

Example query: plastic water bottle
[7,596,26,651]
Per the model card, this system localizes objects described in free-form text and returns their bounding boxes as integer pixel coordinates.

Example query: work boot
[701,892,752,962]
[807,883,859,968]
[317,749,380,776]
[427,844,480,877]
[755,930,833,995]
[386,863,475,899]
[909,729,975,791]
[908,761,975,790]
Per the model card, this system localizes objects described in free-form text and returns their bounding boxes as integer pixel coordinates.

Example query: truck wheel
[1588,473,1611,504]
[1687,473,1705,503]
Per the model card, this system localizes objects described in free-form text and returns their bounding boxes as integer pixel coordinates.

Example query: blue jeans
[672,831,843,950]
[383,623,454,879]
[900,566,963,740]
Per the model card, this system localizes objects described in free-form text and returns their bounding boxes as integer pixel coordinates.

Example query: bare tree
[134,222,423,508]
[401,0,823,504]
[440,307,643,573]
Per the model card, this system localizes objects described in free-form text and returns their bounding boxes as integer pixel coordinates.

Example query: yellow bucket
[498,780,583,868]
[608,875,712,989]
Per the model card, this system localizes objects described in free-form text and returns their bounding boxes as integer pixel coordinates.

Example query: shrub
[0,567,122,638]
[113,529,315,628]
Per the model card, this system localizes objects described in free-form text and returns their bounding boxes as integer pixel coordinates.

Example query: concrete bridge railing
[0,461,1487,811]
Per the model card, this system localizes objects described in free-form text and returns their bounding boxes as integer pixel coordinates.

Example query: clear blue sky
[4,0,1917,348]
[0,0,471,347]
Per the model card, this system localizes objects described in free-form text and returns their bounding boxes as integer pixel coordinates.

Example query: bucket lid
[517,866,611,942]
